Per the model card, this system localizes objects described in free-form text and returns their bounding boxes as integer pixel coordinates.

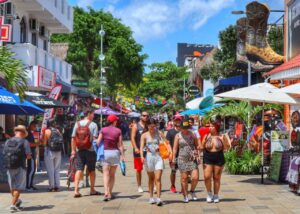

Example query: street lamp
[99,25,105,129]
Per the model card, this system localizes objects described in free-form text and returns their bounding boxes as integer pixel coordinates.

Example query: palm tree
[0,47,27,99]
[204,101,283,140]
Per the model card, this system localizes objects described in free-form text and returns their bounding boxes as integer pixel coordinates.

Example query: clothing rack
[286,148,300,195]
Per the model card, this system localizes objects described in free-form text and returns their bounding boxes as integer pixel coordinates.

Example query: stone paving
[1,141,300,214]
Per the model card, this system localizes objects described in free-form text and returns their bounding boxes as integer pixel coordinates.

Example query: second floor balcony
[7,43,72,84]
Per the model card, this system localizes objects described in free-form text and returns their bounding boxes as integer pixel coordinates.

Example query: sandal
[90,191,101,196]
[103,195,110,201]
[74,193,82,198]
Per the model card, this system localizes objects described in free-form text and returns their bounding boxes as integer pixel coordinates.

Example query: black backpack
[48,128,63,151]
[3,138,26,169]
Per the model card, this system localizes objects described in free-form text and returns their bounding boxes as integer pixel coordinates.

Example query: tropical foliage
[224,149,261,174]
[51,7,147,97]
[0,47,27,99]
[137,62,189,112]
[268,26,284,55]
[204,101,283,138]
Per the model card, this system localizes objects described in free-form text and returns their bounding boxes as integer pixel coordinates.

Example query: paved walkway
[0,141,300,214]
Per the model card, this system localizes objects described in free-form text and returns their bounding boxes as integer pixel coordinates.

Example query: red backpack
[74,121,92,150]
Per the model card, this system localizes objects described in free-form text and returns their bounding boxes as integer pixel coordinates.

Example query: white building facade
[1,0,73,91]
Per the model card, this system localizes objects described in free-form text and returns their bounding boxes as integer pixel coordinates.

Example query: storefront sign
[288,0,300,58]
[35,66,56,90]
[188,85,201,96]
[0,1,9,3]
[270,131,289,153]
[71,80,88,88]
[269,151,283,182]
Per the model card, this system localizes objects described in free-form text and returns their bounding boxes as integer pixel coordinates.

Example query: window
[61,0,65,14]
[59,61,62,77]
[52,58,55,73]
[31,33,37,47]
[65,64,68,79]
[43,40,48,51]
[20,18,27,43]
[67,6,71,20]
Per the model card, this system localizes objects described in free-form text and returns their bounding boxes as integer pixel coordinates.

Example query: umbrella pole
[261,102,265,184]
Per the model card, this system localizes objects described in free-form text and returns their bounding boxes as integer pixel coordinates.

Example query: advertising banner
[34,66,56,90]
[40,85,62,138]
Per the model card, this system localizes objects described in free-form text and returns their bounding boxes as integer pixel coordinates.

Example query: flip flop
[90,191,101,196]
[74,193,82,198]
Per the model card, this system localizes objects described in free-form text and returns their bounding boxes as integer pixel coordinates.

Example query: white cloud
[75,0,234,41]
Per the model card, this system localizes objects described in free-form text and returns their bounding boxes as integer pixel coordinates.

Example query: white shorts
[144,153,164,172]
[102,150,120,166]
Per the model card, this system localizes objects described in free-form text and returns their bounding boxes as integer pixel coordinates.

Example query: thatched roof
[50,43,69,60]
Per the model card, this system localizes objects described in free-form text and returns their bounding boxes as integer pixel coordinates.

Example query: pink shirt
[101,126,121,150]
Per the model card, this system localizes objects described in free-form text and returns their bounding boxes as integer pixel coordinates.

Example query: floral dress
[177,132,198,172]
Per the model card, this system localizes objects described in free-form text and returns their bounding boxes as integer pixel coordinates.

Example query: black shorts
[203,150,225,166]
[76,150,96,172]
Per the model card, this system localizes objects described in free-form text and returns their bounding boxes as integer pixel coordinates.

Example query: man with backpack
[71,109,100,198]
[3,125,32,212]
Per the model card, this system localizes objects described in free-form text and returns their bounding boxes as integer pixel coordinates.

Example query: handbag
[158,131,171,159]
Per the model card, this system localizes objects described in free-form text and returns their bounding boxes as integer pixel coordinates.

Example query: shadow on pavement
[22,205,54,211]
[114,195,142,200]
[220,198,246,202]
[22,185,70,194]
[238,178,284,185]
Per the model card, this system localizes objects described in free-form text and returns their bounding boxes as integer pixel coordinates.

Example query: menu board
[268,151,283,182]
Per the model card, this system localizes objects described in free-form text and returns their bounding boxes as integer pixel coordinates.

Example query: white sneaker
[213,195,220,203]
[183,196,189,203]
[156,198,163,206]
[190,191,198,201]
[149,198,156,204]
[138,186,144,193]
[9,205,23,213]
[206,192,213,203]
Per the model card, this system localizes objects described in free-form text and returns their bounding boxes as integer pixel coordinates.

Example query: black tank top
[133,122,144,158]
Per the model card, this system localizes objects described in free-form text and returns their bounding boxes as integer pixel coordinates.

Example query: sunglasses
[142,115,149,117]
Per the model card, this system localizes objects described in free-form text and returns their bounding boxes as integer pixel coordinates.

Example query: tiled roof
[265,54,300,76]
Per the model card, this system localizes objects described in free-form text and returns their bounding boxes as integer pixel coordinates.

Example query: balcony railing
[7,43,72,84]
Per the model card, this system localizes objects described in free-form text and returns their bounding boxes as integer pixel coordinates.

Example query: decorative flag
[247,125,257,143]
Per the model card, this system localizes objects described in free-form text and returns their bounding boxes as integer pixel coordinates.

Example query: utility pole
[99,25,105,129]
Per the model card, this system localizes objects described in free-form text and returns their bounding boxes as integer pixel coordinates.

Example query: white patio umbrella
[186,96,222,109]
[216,82,300,184]
[277,83,300,95]
[215,83,300,105]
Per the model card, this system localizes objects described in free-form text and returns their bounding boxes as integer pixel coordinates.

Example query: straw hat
[14,125,28,137]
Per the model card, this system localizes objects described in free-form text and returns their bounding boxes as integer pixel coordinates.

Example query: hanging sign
[188,85,201,96]
[0,1,9,3]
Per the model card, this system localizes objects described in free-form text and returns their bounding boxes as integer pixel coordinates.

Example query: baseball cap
[173,115,183,121]
[181,118,191,129]
[107,114,119,123]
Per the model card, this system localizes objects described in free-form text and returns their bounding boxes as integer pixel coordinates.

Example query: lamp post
[99,25,105,129]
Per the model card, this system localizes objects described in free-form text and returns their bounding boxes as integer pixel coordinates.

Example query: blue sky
[68,0,284,68]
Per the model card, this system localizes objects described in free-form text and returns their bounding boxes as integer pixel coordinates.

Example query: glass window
[65,64,68,79]
[20,18,27,43]
[59,61,62,77]
[31,33,37,47]
[61,0,65,14]
[43,40,48,51]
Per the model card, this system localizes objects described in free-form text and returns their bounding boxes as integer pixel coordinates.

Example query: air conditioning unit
[29,19,39,32]
[5,3,13,17]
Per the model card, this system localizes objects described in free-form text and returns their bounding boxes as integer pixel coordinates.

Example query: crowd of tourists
[2,109,230,212]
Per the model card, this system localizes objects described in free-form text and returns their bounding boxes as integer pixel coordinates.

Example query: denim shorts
[7,168,26,191]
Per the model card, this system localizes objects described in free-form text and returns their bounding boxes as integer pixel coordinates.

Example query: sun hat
[14,125,28,137]
[107,114,119,123]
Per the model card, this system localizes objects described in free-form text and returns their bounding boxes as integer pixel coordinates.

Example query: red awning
[265,54,300,77]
